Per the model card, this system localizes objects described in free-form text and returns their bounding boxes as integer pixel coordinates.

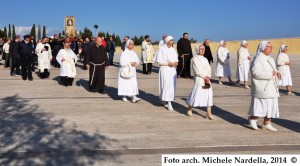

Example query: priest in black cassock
[176,32,193,79]
[203,39,213,64]
[86,37,109,94]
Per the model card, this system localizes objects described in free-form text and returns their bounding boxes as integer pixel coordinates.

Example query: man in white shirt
[158,35,167,49]
[3,37,11,68]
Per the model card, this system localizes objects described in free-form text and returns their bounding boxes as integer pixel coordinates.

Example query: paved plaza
[0,53,299,165]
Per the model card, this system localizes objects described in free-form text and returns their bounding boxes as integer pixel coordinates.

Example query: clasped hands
[272,71,281,79]
[168,62,178,67]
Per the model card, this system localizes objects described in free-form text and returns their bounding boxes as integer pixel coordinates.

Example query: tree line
[1,25,197,45]
[0,24,47,41]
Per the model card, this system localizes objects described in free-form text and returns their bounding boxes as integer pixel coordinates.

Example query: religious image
[67,19,73,26]
[65,16,76,38]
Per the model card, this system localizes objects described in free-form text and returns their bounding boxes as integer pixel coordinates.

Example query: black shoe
[29,78,33,81]
[99,89,106,94]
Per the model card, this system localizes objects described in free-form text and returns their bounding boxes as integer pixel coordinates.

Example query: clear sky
[1,0,300,42]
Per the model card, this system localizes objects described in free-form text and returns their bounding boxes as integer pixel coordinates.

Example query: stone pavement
[0,53,299,165]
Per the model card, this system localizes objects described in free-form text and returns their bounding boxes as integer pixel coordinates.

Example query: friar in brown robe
[86,37,109,94]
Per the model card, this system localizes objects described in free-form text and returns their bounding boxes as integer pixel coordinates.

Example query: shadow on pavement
[273,119,300,133]
[0,95,122,165]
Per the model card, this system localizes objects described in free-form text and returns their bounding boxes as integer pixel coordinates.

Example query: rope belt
[178,53,190,76]
[90,61,106,86]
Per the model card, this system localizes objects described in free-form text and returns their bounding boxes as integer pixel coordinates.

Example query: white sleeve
[135,53,140,66]
[56,50,63,65]
[120,53,129,67]
[47,44,52,58]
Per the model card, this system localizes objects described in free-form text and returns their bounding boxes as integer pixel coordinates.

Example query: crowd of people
[0,32,296,132]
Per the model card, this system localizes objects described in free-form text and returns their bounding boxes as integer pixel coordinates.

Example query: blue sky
[1,0,300,42]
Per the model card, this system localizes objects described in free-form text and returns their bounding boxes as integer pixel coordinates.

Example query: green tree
[12,25,16,39]
[42,26,46,38]
[3,26,7,38]
[62,30,65,36]
[8,24,11,39]
[133,36,139,45]
[58,33,62,38]
[30,24,36,40]
[105,31,110,41]
[98,31,105,38]
[0,29,5,38]
[115,35,121,46]
[138,35,144,45]
[132,35,144,46]
[190,38,197,43]
[81,27,93,40]
[37,24,41,40]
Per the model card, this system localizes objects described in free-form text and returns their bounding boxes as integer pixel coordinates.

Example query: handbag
[202,82,211,89]
[120,65,131,79]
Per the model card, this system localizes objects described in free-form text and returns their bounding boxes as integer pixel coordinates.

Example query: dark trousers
[80,53,84,62]
[61,76,74,86]
[4,53,12,68]
[39,69,50,79]
[52,54,60,68]
[108,50,115,65]
[31,54,37,71]
[21,57,33,80]
[177,55,191,78]
[142,63,152,74]
[10,58,21,75]
[83,54,87,70]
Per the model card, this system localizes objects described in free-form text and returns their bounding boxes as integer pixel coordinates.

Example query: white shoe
[287,92,295,96]
[132,97,141,103]
[262,124,277,131]
[218,81,223,85]
[249,119,258,130]
[186,110,193,116]
[122,97,128,102]
[168,105,174,111]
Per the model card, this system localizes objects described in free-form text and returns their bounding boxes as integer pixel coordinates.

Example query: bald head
[95,37,103,46]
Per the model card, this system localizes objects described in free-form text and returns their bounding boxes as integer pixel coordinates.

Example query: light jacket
[191,55,211,86]
[250,53,280,98]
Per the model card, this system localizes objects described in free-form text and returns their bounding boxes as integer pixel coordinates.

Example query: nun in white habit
[248,41,281,131]
[156,36,178,111]
[56,38,77,86]
[215,40,233,84]
[236,40,251,88]
[118,40,141,103]
[276,45,294,95]
[186,44,214,119]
